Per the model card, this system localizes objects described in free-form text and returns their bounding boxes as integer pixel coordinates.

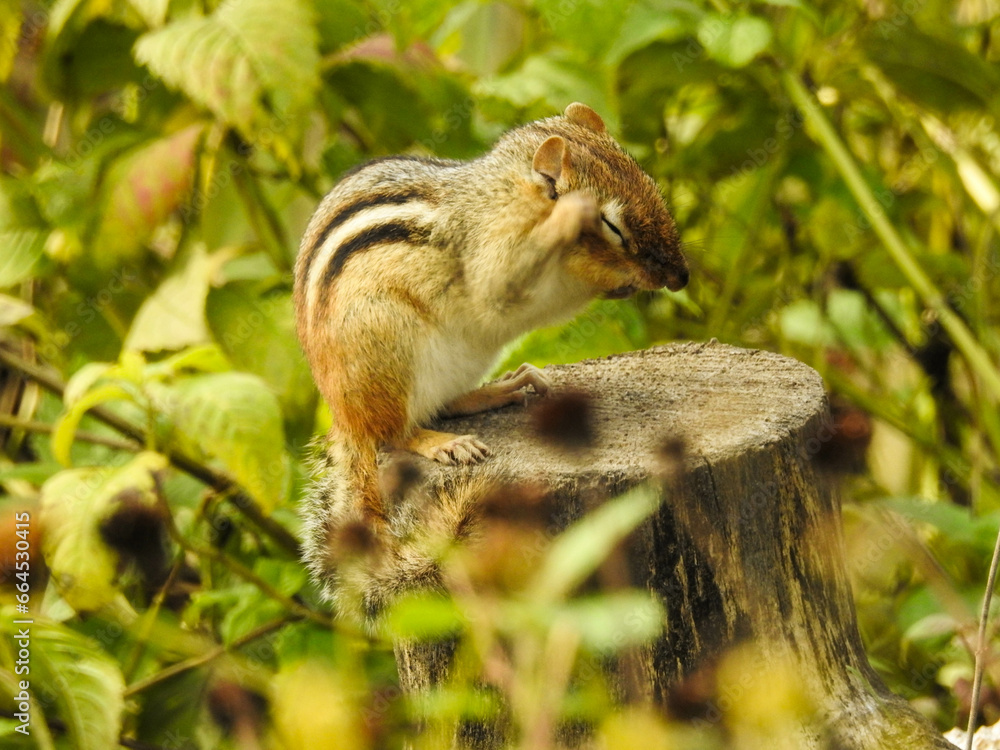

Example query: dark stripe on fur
[303,189,428,284]
[319,221,432,304]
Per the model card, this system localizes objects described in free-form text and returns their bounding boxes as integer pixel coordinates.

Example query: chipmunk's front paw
[554,191,601,243]
[497,362,551,397]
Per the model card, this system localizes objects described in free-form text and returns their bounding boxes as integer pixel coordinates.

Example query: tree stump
[391,342,951,749]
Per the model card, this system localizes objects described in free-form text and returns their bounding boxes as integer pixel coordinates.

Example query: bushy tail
[301,438,494,627]
[300,437,378,602]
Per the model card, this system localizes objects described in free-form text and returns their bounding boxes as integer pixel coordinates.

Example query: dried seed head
[530,388,595,451]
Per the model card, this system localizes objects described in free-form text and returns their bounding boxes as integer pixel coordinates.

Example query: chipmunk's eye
[602,215,625,245]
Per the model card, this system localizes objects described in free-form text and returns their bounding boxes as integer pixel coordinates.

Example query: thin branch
[0,347,301,556]
[149,473,330,628]
[966,522,1000,750]
[0,412,140,451]
[123,615,296,697]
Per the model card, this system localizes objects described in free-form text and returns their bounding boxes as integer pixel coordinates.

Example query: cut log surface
[394,342,951,749]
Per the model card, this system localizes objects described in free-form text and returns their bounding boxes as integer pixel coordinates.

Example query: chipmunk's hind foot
[403,428,490,466]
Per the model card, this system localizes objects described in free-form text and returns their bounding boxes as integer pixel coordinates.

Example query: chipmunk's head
[527,103,689,298]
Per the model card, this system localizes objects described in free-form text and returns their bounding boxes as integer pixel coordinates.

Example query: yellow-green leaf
[171,372,289,512]
[52,383,136,466]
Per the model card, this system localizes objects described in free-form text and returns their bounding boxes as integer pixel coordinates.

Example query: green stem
[123,615,295,697]
[0,413,139,451]
[151,475,330,628]
[232,163,291,273]
[779,70,1000,403]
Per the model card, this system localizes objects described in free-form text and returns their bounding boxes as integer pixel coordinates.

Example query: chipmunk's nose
[665,265,689,292]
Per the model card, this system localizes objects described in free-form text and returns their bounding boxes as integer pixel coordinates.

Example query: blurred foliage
[0,0,1000,746]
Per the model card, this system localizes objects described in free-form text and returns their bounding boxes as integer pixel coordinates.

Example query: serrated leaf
[493,299,647,374]
[530,485,662,601]
[93,123,203,265]
[0,615,125,750]
[171,372,289,511]
[697,14,772,68]
[133,0,320,139]
[40,452,167,612]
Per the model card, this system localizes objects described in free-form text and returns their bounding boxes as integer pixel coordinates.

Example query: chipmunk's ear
[564,102,606,133]
[533,135,569,187]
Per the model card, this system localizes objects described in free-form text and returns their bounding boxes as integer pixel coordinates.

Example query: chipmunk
[294,103,687,619]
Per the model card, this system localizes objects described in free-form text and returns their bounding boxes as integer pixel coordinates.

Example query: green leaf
[530,485,662,601]
[133,0,320,139]
[206,281,317,440]
[861,21,1000,121]
[697,14,772,68]
[145,344,231,379]
[40,452,167,613]
[533,0,629,58]
[170,372,289,511]
[44,0,145,99]
[778,299,836,347]
[64,362,115,406]
[314,0,369,54]
[562,592,665,652]
[479,52,607,115]
[604,2,695,67]
[134,669,207,748]
[93,124,203,266]
[0,177,48,288]
[0,461,64,485]
[324,60,434,153]
[1,615,125,750]
[124,245,224,353]
[493,299,647,374]
[879,497,999,554]
[385,591,466,640]
[0,294,34,326]
[52,383,136,466]
[219,584,284,644]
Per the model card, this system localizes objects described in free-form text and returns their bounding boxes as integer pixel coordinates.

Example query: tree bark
[392,342,951,749]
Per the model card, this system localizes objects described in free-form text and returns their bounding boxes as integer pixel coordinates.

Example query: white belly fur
[408,330,498,425]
